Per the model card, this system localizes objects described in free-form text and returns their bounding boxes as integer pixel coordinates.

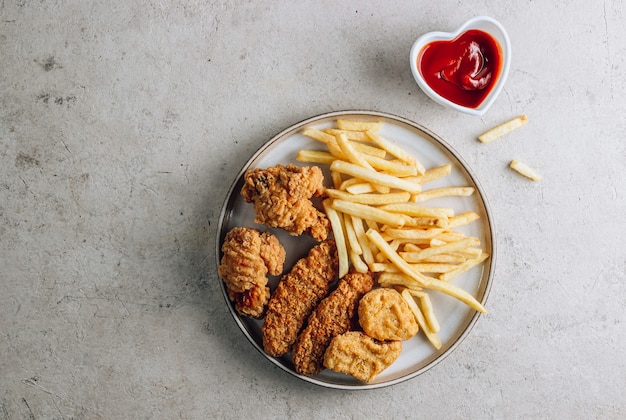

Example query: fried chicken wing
[240,164,331,241]
[218,227,286,318]
[292,271,374,376]
[262,239,338,357]
[358,288,419,341]
[323,331,402,383]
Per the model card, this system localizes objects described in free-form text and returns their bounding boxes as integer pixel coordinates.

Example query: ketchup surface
[418,29,502,109]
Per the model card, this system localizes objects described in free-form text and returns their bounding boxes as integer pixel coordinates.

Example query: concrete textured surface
[1,1,625,419]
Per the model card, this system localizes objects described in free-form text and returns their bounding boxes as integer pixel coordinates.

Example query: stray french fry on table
[478,115,528,143]
[510,159,543,181]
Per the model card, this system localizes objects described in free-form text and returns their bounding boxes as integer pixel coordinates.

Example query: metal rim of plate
[215,110,496,390]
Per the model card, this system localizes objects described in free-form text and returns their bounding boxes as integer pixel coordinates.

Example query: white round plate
[216,110,495,389]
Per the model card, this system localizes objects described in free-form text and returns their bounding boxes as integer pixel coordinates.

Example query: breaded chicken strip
[292,271,374,376]
[218,227,286,318]
[240,164,331,241]
[323,331,402,383]
[262,240,338,357]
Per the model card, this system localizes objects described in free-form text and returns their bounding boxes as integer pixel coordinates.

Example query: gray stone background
[1,1,624,419]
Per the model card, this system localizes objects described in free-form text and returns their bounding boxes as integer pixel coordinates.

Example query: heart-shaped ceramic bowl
[410,16,511,116]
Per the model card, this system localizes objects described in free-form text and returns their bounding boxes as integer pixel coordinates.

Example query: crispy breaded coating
[262,240,338,357]
[240,164,331,241]
[358,288,419,341]
[323,331,402,382]
[292,271,374,376]
[218,227,286,318]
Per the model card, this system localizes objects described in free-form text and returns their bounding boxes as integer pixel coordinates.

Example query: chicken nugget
[323,331,402,382]
[358,288,419,341]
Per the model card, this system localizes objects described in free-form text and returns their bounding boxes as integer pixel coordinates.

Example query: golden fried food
[323,331,402,382]
[262,240,338,357]
[358,288,419,341]
[218,227,286,318]
[240,164,331,241]
[292,271,374,376]
[297,118,490,350]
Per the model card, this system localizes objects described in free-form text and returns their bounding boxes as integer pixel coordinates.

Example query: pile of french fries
[297,119,489,350]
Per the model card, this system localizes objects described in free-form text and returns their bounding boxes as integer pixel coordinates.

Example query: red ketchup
[418,30,502,109]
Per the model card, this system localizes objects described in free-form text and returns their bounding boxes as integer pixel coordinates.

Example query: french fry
[365,219,379,231]
[296,150,335,165]
[379,203,454,219]
[337,119,382,132]
[478,115,528,143]
[449,248,483,259]
[331,170,343,189]
[372,184,391,194]
[326,142,345,159]
[326,189,410,205]
[403,216,449,229]
[330,160,422,194]
[413,263,457,274]
[323,128,372,143]
[405,243,470,261]
[323,199,349,279]
[369,262,390,272]
[372,262,457,274]
[400,237,480,263]
[433,231,467,242]
[349,250,369,273]
[401,289,442,349]
[319,136,386,158]
[331,199,406,228]
[412,187,475,203]
[302,127,336,144]
[439,253,489,282]
[343,213,363,255]
[345,182,375,194]
[366,130,425,174]
[510,159,543,181]
[335,133,374,170]
[429,238,447,247]
[426,278,487,314]
[416,254,468,264]
[409,164,452,184]
[378,272,423,292]
[351,215,375,266]
[366,229,431,286]
[387,239,405,251]
[337,171,391,194]
[402,239,433,249]
[302,128,345,157]
[447,211,480,229]
[365,130,416,166]
[338,177,363,189]
[374,251,387,264]
[419,293,440,333]
[362,155,418,177]
[382,227,444,240]
[352,142,388,158]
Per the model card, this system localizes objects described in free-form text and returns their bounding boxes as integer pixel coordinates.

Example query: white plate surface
[216,110,495,389]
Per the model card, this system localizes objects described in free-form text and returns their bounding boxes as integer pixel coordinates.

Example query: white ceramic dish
[216,110,495,389]
[410,16,511,116]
